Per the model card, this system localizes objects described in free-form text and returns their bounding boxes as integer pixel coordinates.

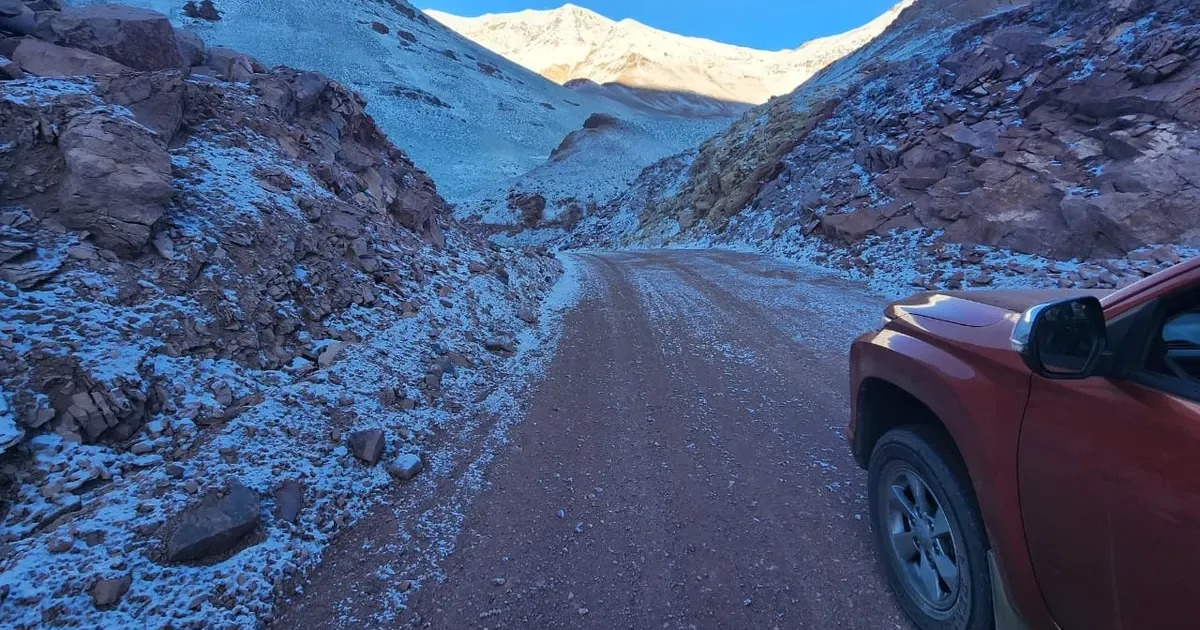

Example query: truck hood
[889,289,1113,327]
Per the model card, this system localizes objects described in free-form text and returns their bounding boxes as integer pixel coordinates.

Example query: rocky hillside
[71,0,725,205]
[573,0,1200,294]
[427,2,915,108]
[0,2,566,626]
[464,110,731,238]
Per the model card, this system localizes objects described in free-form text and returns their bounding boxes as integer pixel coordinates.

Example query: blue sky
[419,1,900,51]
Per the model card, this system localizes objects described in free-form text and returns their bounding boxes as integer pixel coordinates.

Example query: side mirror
[1011,296,1107,379]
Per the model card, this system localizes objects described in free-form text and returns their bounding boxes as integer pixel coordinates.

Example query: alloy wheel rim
[883,465,963,612]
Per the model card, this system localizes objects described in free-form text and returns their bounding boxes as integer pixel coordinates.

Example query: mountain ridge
[68,0,727,203]
[425,1,915,106]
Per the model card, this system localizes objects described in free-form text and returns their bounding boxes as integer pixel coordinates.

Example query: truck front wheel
[868,426,993,630]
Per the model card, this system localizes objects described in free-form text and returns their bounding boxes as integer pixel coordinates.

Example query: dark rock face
[582,113,621,130]
[183,0,221,21]
[0,0,27,18]
[174,27,206,67]
[0,1,35,35]
[508,192,547,227]
[614,0,1200,262]
[94,71,188,140]
[550,113,627,160]
[166,481,261,562]
[204,46,260,82]
[34,4,184,71]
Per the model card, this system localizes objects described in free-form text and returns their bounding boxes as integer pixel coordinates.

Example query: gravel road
[277,249,912,629]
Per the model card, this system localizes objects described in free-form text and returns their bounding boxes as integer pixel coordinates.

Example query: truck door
[1017,288,1200,629]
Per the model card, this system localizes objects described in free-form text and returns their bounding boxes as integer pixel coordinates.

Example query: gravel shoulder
[278,249,911,629]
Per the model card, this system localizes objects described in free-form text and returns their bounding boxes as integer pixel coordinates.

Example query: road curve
[278,249,911,629]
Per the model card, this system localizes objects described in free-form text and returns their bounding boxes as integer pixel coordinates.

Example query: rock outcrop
[0,0,559,459]
[592,0,1200,282]
[33,4,184,71]
[0,1,458,446]
[508,191,548,227]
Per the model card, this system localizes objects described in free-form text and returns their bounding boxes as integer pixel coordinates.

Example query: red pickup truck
[849,257,1200,630]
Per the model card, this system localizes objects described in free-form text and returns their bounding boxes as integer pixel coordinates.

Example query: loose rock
[387,453,423,481]
[274,480,303,524]
[90,575,132,609]
[317,341,347,369]
[167,480,261,562]
[348,429,385,464]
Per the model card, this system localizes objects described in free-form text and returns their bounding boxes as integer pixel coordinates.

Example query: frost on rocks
[77,0,740,205]
[348,429,386,465]
[387,452,424,482]
[165,480,261,562]
[563,0,1200,294]
[0,8,567,627]
[0,386,21,454]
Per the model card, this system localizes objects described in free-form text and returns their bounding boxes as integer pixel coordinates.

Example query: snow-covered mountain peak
[425,1,916,105]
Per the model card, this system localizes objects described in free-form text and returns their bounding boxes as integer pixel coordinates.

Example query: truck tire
[868,426,993,630]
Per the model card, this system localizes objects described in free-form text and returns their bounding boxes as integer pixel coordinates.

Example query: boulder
[252,69,330,118]
[174,28,205,67]
[0,3,34,35]
[820,209,887,243]
[34,4,184,71]
[11,38,130,77]
[0,0,25,18]
[484,339,515,354]
[517,308,538,324]
[0,56,23,79]
[387,453,423,482]
[94,71,187,141]
[58,112,172,256]
[348,429,385,464]
[89,575,131,608]
[166,480,261,562]
[316,341,346,368]
[274,480,302,524]
[204,46,258,82]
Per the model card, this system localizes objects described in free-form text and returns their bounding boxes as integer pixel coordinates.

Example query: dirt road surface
[277,249,912,629]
